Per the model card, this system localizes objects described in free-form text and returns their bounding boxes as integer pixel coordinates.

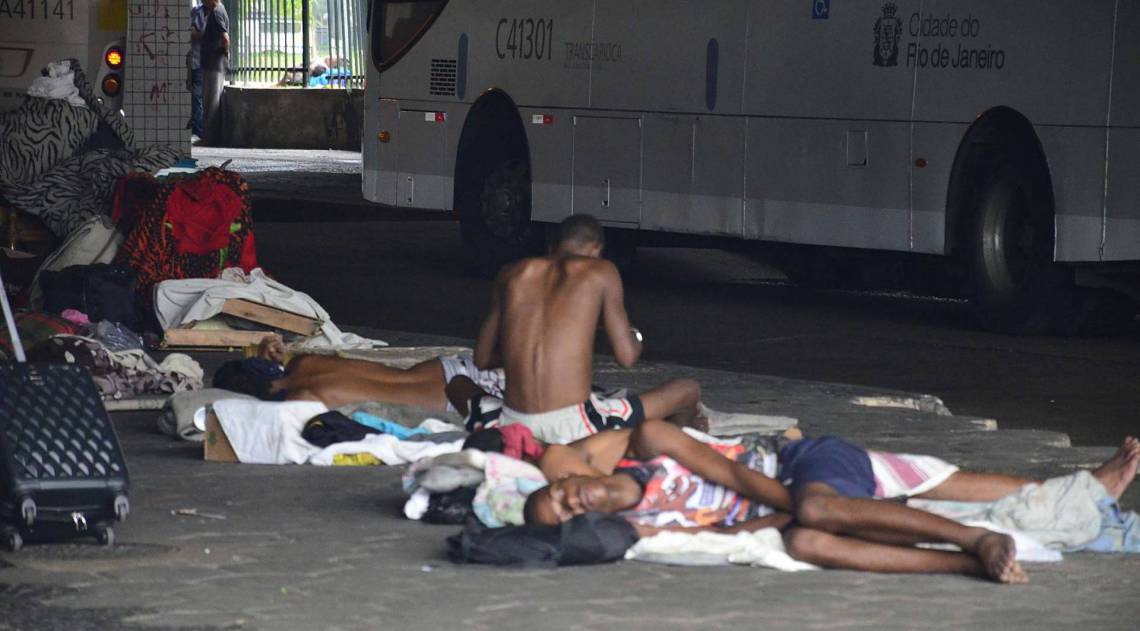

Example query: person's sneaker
[190,134,203,145]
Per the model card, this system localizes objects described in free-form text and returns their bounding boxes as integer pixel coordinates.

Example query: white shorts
[438,355,506,408]
[499,393,645,445]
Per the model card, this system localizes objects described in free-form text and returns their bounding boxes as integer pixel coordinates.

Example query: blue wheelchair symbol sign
[812,0,831,20]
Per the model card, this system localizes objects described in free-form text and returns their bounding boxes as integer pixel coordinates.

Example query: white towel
[626,529,818,571]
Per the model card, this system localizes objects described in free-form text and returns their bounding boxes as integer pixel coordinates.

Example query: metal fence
[227,0,368,89]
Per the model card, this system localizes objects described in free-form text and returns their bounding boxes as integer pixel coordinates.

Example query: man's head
[523,474,642,526]
[554,215,605,258]
[203,0,220,8]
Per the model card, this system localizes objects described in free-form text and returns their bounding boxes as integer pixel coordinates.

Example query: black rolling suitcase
[0,266,129,551]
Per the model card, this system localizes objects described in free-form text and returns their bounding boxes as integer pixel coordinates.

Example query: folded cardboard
[203,411,238,463]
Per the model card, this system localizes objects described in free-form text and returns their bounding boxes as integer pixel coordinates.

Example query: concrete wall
[220,87,363,150]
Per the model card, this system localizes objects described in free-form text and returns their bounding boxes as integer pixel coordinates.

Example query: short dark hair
[557,214,604,248]
[522,486,549,525]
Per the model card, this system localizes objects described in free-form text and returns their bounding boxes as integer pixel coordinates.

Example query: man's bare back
[474,216,641,415]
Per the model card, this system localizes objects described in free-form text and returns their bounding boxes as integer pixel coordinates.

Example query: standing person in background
[199,0,230,145]
[187,2,206,142]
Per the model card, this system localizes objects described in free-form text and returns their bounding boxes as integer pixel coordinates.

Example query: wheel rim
[479,161,530,245]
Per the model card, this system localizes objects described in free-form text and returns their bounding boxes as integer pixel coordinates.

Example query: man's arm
[537,429,633,479]
[473,268,506,370]
[598,262,641,368]
[630,420,791,512]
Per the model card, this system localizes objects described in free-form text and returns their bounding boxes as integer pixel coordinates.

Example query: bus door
[572,115,641,225]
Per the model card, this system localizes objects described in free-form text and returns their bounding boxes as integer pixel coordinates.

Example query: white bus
[362,1,1140,333]
[0,0,127,113]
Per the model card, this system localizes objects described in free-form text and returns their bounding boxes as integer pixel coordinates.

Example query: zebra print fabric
[0,59,178,237]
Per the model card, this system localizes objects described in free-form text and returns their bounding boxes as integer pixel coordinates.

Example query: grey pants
[202,70,225,143]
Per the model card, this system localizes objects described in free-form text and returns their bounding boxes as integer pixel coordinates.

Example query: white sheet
[626,529,818,572]
[153,268,386,349]
[212,399,327,464]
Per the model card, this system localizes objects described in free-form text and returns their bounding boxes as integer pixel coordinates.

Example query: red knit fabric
[113,167,258,308]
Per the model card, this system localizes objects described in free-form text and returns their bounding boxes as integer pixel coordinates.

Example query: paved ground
[0,328,1137,630]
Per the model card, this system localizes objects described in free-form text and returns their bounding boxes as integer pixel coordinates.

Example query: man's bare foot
[975,532,1028,584]
[1092,436,1140,499]
[257,334,287,364]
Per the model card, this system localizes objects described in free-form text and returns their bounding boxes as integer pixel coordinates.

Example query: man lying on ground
[525,421,1140,584]
[213,334,503,414]
[473,214,704,444]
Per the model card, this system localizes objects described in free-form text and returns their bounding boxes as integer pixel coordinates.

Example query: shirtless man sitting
[473,214,702,444]
[525,421,1140,584]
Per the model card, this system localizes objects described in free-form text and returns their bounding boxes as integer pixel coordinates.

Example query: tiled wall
[125,0,190,153]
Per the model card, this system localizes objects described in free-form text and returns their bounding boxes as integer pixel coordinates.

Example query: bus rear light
[531,114,554,125]
[101,74,122,97]
[422,112,445,122]
[377,131,391,143]
[105,47,124,69]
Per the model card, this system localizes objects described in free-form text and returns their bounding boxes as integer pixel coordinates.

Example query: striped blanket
[868,451,960,498]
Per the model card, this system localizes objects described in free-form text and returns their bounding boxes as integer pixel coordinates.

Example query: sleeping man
[524,420,1140,584]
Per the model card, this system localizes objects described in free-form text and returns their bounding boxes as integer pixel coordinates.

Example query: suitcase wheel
[95,526,115,547]
[3,530,22,552]
[20,497,36,527]
[95,526,115,544]
[114,495,130,522]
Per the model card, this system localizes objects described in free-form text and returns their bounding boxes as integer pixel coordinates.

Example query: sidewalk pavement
[1,327,1137,630]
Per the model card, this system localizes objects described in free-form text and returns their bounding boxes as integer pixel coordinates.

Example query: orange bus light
[105,47,124,69]
[377,131,391,143]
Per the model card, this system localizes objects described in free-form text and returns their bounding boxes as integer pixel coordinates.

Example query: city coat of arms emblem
[873,3,902,66]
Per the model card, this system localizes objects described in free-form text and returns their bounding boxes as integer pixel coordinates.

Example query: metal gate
[227,0,367,89]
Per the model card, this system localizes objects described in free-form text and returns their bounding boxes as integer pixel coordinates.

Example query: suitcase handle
[0,265,27,362]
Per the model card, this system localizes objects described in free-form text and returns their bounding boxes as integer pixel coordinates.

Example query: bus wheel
[967,164,1074,333]
[459,159,539,276]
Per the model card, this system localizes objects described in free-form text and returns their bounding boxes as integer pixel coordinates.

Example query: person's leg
[638,378,701,428]
[918,435,1139,501]
[794,482,1024,583]
[782,527,1019,581]
[915,471,1039,502]
[444,375,488,416]
[190,69,204,137]
[1090,436,1140,499]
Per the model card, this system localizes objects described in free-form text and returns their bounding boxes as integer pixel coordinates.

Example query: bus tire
[967,162,1074,334]
[458,158,540,277]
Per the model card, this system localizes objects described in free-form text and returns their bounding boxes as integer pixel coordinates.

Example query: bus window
[370,1,448,71]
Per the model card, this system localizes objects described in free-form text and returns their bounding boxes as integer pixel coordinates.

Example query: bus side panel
[378,1,594,109]
[911,122,970,255]
[523,107,573,225]
[391,100,458,210]
[914,1,1113,127]
[363,98,400,207]
[642,114,745,237]
[590,1,747,115]
[744,119,911,251]
[744,1,917,121]
[0,0,91,112]
[743,2,915,251]
[1037,128,1109,262]
[1103,3,1140,261]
